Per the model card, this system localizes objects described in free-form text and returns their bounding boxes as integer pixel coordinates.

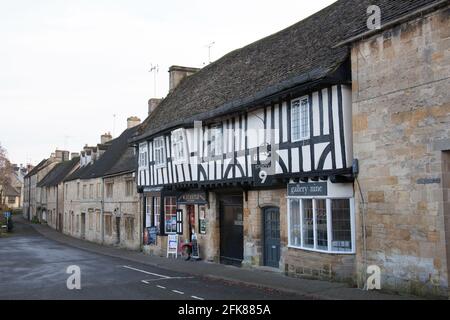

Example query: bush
[31,216,40,224]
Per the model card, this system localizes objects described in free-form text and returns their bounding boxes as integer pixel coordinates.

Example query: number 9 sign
[259,170,267,184]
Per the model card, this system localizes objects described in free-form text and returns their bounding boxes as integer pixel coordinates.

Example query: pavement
[1,217,421,300]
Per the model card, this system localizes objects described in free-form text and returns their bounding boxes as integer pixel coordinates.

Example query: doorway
[219,194,244,266]
[187,205,196,241]
[116,217,121,244]
[80,212,86,239]
[263,207,281,268]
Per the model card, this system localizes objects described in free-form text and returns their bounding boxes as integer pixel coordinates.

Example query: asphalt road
[0,221,303,300]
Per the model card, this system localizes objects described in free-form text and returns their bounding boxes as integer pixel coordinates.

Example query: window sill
[287,245,355,255]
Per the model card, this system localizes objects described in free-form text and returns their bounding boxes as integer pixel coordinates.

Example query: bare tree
[0,142,13,207]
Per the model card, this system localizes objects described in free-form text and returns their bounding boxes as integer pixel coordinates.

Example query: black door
[116,217,121,244]
[263,207,280,268]
[220,195,244,266]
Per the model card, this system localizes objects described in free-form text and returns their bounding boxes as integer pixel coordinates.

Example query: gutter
[334,0,449,48]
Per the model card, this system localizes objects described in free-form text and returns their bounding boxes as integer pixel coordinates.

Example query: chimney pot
[101,133,112,144]
[148,98,163,115]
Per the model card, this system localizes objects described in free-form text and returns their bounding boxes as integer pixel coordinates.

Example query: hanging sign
[177,191,207,205]
[288,182,328,197]
[167,234,179,258]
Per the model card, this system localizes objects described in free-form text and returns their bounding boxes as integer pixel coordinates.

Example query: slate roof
[65,126,139,182]
[24,159,48,178]
[37,157,79,188]
[104,144,136,177]
[3,184,20,197]
[133,0,442,142]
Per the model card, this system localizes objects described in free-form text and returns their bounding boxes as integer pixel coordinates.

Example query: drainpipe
[101,179,105,245]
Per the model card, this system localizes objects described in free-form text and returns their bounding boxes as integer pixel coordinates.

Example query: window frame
[139,143,148,168]
[153,136,167,169]
[207,125,223,157]
[287,196,355,254]
[171,128,187,164]
[164,196,178,234]
[290,96,310,142]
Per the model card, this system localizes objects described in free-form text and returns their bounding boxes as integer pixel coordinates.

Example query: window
[154,137,166,168]
[154,197,161,232]
[82,185,87,199]
[97,183,101,199]
[104,214,112,236]
[171,129,186,163]
[208,125,222,157]
[125,180,134,197]
[164,196,177,234]
[88,212,93,230]
[89,184,94,199]
[77,183,80,199]
[145,197,152,228]
[125,217,135,240]
[95,211,101,233]
[105,183,113,199]
[291,97,310,141]
[8,197,15,204]
[139,144,148,168]
[288,198,353,253]
[65,184,68,200]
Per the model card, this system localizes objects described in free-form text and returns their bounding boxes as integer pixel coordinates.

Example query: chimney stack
[168,65,200,93]
[101,132,112,144]
[54,150,70,161]
[148,98,163,115]
[127,116,141,129]
[71,152,80,160]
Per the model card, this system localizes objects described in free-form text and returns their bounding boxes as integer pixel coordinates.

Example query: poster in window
[199,205,206,234]
[147,226,158,245]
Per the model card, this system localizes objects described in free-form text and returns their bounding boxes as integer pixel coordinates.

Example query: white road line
[141,280,149,284]
[172,290,184,295]
[191,296,205,300]
[142,276,194,282]
[156,285,166,289]
[122,265,171,279]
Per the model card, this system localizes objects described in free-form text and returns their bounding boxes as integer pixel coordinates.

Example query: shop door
[187,205,195,241]
[219,195,244,266]
[263,207,280,268]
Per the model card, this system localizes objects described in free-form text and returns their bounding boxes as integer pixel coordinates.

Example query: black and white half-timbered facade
[130,1,362,278]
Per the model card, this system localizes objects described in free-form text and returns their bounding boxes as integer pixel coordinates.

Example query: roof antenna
[113,114,116,137]
[205,41,215,65]
[148,64,159,97]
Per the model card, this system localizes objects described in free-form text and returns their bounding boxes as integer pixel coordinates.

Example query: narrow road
[0,221,304,300]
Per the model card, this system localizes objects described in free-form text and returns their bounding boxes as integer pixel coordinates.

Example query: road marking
[142,276,194,282]
[172,290,184,295]
[141,280,149,284]
[191,296,205,300]
[156,285,166,290]
[122,265,171,279]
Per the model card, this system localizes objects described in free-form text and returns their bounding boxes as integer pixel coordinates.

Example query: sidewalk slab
[20,218,422,300]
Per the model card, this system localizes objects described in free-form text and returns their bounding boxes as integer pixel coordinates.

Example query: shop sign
[288,182,328,197]
[177,191,207,205]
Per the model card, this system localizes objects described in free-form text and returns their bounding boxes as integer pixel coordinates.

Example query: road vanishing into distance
[0,222,304,300]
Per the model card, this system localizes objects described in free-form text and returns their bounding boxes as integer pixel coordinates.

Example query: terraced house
[130,0,450,297]
[63,118,141,249]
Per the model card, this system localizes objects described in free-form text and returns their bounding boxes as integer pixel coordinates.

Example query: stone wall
[351,6,450,297]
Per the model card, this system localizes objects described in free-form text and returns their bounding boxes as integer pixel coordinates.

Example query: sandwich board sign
[167,234,179,259]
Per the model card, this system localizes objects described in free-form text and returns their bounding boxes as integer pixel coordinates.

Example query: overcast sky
[0,0,336,166]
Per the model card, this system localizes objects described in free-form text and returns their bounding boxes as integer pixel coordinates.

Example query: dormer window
[291,97,310,142]
[154,136,166,168]
[171,129,187,163]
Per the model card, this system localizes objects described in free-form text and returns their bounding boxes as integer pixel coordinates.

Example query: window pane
[302,199,314,248]
[164,196,177,234]
[331,199,352,252]
[291,101,300,141]
[300,99,310,139]
[316,199,328,250]
[290,199,301,247]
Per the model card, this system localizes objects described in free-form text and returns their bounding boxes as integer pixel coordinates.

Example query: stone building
[23,150,70,221]
[129,0,450,298]
[37,157,79,231]
[338,1,450,296]
[63,119,141,249]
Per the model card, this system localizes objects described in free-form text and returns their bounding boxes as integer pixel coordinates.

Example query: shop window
[145,197,152,228]
[288,198,354,253]
[154,197,161,232]
[164,196,177,234]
